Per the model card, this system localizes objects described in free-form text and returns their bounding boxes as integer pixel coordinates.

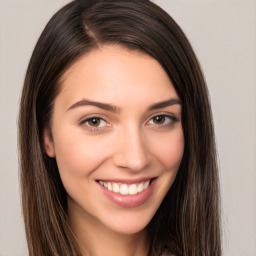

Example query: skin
[44,45,184,256]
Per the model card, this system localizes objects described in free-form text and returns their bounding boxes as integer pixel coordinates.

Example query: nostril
[113,154,151,171]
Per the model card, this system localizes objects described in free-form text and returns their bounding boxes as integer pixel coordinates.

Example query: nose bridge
[113,123,150,171]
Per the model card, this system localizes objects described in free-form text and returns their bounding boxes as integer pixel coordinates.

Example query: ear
[43,127,55,158]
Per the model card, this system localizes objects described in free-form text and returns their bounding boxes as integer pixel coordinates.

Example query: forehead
[57,45,178,109]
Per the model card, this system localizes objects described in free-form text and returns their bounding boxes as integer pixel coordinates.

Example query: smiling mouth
[97,179,153,196]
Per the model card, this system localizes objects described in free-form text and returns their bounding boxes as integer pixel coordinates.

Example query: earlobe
[43,127,55,158]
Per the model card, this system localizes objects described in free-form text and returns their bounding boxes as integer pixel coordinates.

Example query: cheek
[151,129,184,170]
[53,130,110,178]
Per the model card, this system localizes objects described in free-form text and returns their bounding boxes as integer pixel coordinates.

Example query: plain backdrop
[0,0,255,255]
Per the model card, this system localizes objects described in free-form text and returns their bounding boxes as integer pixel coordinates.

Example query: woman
[18,0,221,255]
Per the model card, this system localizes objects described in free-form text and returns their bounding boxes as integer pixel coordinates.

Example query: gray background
[0,0,255,255]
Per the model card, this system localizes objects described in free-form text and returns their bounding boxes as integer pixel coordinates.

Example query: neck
[68,199,149,256]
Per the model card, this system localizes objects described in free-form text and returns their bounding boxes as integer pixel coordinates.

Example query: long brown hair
[18,0,221,255]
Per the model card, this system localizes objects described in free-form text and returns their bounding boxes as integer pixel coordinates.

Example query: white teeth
[107,182,112,191]
[128,184,138,195]
[137,183,144,193]
[99,180,151,196]
[144,181,150,189]
[113,183,119,193]
[120,184,129,195]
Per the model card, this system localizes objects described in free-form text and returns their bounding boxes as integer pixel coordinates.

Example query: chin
[98,206,157,235]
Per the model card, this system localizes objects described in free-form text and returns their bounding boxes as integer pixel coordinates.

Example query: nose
[112,126,151,172]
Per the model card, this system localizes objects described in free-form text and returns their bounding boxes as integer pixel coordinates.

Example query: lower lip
[97,179,157,208]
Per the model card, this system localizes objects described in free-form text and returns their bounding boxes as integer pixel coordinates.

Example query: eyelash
[79,114,178,132]
[79,116,110,131]
[147,114,178,128]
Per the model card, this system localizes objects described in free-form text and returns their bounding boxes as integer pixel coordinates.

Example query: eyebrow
[149,98,182,110]
[67,100,120,113]
[67,98,181,112]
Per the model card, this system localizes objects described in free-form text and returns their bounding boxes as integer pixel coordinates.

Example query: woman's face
[44,45,184,235]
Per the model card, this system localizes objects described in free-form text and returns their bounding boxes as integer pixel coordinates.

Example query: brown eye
[147,114,177,127]
[82,117,110,130]
[80,116,111,132]
[87,118,102,127]
[152,115,166,124]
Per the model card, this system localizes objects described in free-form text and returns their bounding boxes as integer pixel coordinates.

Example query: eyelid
[148,111,178,120]
[146,112,179,126]
[78,114,111,131]
[77,112,179,132]
[78,113,109,123]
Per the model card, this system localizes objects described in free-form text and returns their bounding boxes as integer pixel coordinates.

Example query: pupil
[89,118,100,126]
[154,116,165,124]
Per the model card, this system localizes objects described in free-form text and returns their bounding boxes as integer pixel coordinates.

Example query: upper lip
[96,177,156,184]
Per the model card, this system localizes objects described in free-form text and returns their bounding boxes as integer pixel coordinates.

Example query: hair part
[19,0,221,255]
